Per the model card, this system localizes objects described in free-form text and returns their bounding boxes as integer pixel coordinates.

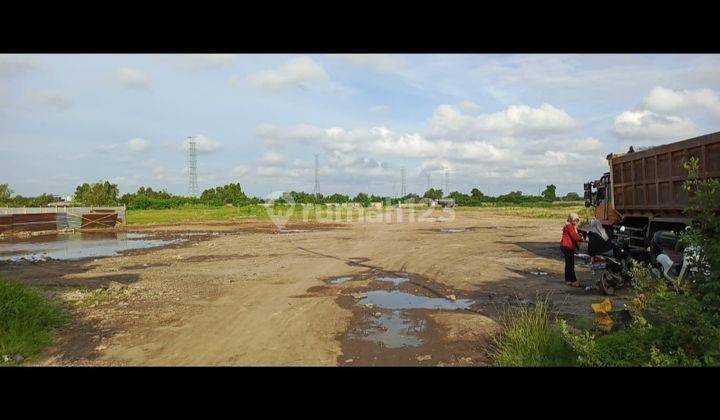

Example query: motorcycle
[596,226,632,295]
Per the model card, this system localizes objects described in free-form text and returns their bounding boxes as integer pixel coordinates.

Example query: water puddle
[0,232,184,262]
[371,274,409,285]
[358,290,474,310]
[440,228,467,233]
[331,268,478,363]
[279,229,310,234]
[326,272,409,286]
[329,276,354,284]
[348,310,425,348]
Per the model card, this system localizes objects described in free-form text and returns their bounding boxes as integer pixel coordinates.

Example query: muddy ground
[0,211,631,366]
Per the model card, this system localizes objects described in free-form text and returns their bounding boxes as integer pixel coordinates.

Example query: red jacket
[561,223,583,250]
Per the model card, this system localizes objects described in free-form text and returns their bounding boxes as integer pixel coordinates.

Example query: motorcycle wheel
[599,271,615,295]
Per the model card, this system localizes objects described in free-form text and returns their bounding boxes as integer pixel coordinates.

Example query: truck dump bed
[610,131,720,219]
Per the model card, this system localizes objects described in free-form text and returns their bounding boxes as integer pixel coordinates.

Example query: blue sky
[2,54,719,198]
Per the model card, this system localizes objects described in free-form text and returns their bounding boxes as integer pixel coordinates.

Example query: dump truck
[584,131,720,252]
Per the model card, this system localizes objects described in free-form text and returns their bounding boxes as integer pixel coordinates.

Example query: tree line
[0,181,582,209]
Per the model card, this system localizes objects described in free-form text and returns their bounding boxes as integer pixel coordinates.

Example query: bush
[490,296,576,366]
[0,279,68,365]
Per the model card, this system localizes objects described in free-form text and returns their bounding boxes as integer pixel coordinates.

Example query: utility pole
[313,153,320,199]
[187,136,198,198]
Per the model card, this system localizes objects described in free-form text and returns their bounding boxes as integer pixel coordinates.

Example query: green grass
[456,201,589,219]
[126,202,591,224]
[0,279,68,365]
[490,297,577,366]
[74,287,127,308]
[126,204,386,225]
[127,205,271,224]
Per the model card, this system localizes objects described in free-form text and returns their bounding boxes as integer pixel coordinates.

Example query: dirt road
[2,210,630,366]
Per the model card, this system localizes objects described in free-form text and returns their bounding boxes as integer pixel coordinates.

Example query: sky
[1,53,719,199]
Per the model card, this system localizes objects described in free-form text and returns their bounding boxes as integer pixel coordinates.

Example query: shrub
[0,279,68,365]
[490,296,576,366]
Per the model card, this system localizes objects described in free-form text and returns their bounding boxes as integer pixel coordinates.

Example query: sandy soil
[1,210,631,366]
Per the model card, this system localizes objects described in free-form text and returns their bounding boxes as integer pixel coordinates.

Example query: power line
[187,136,198,198]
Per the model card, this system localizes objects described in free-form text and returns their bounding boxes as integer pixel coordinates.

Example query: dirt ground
[1,210,632,366]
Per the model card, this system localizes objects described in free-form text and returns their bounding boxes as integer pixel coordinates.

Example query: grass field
[126,202,590,225]
[127,204,384,225]
[456,201,589,220]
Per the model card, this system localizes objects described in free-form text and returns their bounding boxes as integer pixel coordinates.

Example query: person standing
[561,213,586,287]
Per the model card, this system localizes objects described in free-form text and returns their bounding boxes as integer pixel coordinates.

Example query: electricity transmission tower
[444,168,450,195]
[187,136,198,197]
[313,153,320,198]
[400,166,406,198]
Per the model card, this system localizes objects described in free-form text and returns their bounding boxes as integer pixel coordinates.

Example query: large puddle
[359,290,474,310]
[0,232,184,262]
[347,310,426,348]
[328,269,477,360]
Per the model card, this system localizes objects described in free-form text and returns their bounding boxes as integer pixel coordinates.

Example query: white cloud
[613,109,697,141]
[247,56,328,90]
[231,165,249,177]
[152,165,167,180]
[643,86,720,117]
[427,103,577,139]
[257,123,508,162]
[180,135,223,154]
[370,105,388,112]
[172,54,237,71]
[258,151,286,166]
[334,54,405,74]
[29,90,72,109]
[116,67,151,90]
[95,143,119,152]
[513,169,530,179]
[127,138,150,153]
[0,54,38,78]
[458,100,480,114]
[524,137,603,155]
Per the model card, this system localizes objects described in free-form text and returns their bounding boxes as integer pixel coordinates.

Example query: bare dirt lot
[1,210,631,366]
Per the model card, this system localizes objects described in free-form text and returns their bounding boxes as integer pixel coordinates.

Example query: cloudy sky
[2,54,719,198]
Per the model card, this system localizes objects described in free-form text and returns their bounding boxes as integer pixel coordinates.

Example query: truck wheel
[599,271,615,295]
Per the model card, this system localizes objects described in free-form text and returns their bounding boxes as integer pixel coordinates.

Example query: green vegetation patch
[0,279,68,365]
[490,297,576,366]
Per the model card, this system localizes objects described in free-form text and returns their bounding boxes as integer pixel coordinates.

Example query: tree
[0,184,12,203]
[542,184,557,201]
[401,193,420,203]
[470,188,485,201]
[423,188,443,200]
[326,193,350,204]
[353,192,371,207]
[74,181,119,206]
[498,190,524,203]
[200,183,249,205]
[563,192,581,201]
